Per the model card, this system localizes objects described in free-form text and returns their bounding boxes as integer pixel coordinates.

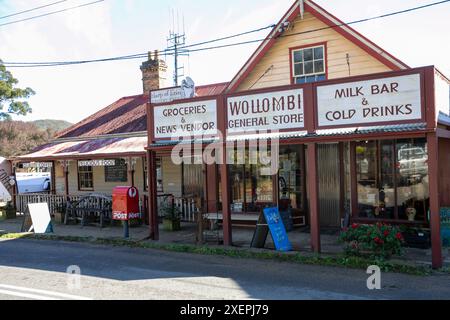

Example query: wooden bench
[64,194,112,228]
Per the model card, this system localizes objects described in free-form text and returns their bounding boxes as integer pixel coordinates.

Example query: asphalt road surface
[0,238,449,300]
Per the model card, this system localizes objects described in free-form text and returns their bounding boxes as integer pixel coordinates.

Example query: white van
[16,172,51,194]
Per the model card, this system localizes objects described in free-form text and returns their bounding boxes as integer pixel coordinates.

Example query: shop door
[317,144,341,228]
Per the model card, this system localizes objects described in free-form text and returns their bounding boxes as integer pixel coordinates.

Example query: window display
[355,138,429,222]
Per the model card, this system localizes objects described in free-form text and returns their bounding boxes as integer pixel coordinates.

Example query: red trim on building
[226,0,409,93]
[305,1,409,71]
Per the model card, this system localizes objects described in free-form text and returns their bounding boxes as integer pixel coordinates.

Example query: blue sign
[441,208,450,247]
[263,207,293,252]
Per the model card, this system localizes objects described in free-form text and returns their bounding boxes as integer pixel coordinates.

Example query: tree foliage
[0,59,35,121]
[0,121,53,157]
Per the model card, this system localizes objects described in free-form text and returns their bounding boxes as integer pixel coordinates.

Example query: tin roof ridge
[52,131,148,143]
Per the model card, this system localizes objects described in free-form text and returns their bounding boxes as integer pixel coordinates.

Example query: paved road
[0,238,449,300]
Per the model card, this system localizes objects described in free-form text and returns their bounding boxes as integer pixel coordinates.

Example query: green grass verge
[0,232,439,276]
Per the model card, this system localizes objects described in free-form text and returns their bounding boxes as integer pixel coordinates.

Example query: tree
[0,59,35,121]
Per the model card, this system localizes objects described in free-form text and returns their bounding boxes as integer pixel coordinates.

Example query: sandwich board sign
[26,203,54,234]
[441,208,450,247]
[263,207,292,252]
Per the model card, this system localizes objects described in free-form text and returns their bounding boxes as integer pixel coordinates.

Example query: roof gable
[226,0,409,93]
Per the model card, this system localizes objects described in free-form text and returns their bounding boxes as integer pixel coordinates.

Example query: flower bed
[340,223,404,259]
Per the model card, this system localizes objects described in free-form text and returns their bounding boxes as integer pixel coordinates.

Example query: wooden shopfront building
[146,0,450,269]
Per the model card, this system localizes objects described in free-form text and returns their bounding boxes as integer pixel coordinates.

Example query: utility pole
[166,10,189,86]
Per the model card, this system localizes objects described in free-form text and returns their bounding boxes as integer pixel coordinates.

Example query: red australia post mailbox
[112,186,140,221]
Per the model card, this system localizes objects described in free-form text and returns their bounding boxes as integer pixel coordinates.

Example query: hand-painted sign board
[263,207,292,252]
[316,73,422,128]
[227,88,305,134]
[153,99,218,139]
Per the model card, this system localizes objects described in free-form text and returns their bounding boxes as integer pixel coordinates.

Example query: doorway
[317,143,342,228]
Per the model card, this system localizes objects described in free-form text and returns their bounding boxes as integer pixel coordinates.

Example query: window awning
[13,136,147,162]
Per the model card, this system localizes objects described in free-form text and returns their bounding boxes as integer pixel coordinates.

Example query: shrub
[159,200,181,221]
[340,223,404,259]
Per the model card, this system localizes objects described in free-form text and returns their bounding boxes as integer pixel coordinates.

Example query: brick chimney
[140,50,168,94]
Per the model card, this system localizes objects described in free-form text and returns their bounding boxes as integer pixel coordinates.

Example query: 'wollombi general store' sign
[317,74,422,128]
[227,89,304,134]
[154,100,217,139]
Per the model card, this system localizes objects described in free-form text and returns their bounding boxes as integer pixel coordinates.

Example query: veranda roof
[13,136,147,162]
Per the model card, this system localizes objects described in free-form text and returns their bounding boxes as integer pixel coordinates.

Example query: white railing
[16,193,74,215]
[16,193,147,217]
[156,194,199,223]
[174,197,199,223]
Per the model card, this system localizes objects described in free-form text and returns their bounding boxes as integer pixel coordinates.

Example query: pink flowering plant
[339,223,404,259]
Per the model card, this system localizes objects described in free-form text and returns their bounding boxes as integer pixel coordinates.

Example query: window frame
[143,156,163,193]
[290,42,327,84]
[77,160,94,191]
[353,138,430,225]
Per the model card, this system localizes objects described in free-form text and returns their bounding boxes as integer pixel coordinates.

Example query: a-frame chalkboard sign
[251,207,292,252]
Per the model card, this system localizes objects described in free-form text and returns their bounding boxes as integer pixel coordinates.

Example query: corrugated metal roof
[151,138,218,148]
[438,112,450,127]
[313,123,428,137]
[196,82,229,97]
[227,131,308,142]
[150,123,428,147]
[16,136,147,160]
[56,94,148,139]
[56,83,229,139]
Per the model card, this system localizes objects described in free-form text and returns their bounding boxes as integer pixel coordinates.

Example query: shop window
[144,157,163,193]
[396,139,429,222]
[292,45,326,84]
[228,149,274,214]
[356,141,395,219]
[78,162,94,191]
[279,146,305,213]
[355,139,429,222]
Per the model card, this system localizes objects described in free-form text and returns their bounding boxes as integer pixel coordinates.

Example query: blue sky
[1,0,449,123]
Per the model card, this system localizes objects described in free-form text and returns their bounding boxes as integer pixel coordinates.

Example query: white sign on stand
[317,74,422,128]
[27,203,53,234]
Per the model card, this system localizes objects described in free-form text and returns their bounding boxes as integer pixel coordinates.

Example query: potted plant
[54,202,67,224]
[5,201,16,219]
[400,226,431,249]
[160,201,181,231]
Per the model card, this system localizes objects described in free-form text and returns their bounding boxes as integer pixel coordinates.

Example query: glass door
[278,146,306,223]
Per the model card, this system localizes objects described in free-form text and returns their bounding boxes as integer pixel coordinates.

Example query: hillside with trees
[32,119,72,132]
[1,60,74,158]
[0,120,71,158]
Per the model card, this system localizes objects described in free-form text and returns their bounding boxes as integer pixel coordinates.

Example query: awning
[226,131,308,142]
[313,123,428,137]
[148,123,429,148]
[14,136,147,161]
